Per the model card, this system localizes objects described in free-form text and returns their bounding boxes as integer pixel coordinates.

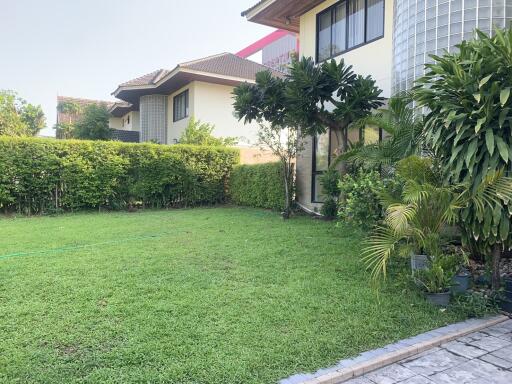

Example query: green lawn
[0,207,466,383]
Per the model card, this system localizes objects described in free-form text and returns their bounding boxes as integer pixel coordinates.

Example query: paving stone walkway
[345,319,512,384]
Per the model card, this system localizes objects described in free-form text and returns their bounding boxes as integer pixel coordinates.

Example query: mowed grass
[0,207,466,383]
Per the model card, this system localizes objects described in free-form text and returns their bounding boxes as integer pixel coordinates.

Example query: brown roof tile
[120,69,171,87]
[179,52,285,80]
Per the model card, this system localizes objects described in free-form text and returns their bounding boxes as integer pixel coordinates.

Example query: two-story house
[242,0,512,212]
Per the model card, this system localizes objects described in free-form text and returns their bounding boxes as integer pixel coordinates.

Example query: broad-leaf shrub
[229,162,286,211]
[0,136,239,214]
[338,170,384,229]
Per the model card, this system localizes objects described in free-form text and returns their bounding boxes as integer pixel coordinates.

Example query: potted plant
[452,267,471,294]
[415,257,454,306]
[448,251,471,294]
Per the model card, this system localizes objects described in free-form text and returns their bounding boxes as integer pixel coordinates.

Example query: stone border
[288,315,508,384]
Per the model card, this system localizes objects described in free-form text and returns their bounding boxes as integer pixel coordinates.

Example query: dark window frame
[173,89,189,122]
[311,126,384,204]
[316,0,385,63]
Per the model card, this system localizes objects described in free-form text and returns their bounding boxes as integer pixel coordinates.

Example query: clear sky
[0,0,272,136]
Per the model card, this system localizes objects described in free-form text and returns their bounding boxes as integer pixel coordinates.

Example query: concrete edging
[300,315,509,384]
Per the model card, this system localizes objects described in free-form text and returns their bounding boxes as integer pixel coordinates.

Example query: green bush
[0,136,239,214]
[338,169,384,230]
[229,162,286,211]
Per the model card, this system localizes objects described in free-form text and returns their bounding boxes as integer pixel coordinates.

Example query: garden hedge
[0,136,239,214]
[229,162,286,211]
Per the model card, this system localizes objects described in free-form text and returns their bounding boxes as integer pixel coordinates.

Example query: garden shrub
[0,136,239,214]
[319,168,341,219]
[229,162,286,211]
[338,169,384,230]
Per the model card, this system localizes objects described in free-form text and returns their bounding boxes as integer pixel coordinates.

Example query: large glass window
[312,132,331,203]
[317,0,385,62]
[367,0,385,41]
[173,90,189,122]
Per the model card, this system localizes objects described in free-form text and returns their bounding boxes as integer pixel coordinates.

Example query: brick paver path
[345,319,512,384]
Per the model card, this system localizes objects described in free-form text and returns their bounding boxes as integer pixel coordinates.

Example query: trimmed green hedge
[0,136,239,214]
[229,162,286,211]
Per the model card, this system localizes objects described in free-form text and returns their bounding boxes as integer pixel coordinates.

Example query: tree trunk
[491,244,502,292]
[339,126,349,176]
[282,161,290,220]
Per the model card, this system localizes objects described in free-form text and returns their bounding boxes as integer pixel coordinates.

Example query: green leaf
[485,130,495,155]
[473,93,481,103]
[465,139,478,167]
[479,74,492,88]
[500,87,511,106]
[499,212,510,242]
[499,108,509,128]
[496,136,509,163]
[475,117,486,133]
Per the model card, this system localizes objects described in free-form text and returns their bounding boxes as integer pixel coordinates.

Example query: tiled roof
[180,52,284,80]
[57,96,115,109]
[120,69,171,87]
[117,53,285,90]
[241,0,267,16]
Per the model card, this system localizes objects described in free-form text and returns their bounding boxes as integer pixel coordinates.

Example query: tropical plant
[339,95,425,170]
[415,256,454,293]
[413,28,512,290]
[73,103,112,141]
[363,170,512,282]
[179,117,238,146]
[233,57,384,175]
[0,90,46,136]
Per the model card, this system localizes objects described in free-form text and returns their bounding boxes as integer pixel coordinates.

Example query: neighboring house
[56,96,139,142]
[236,29,299,73]
[242,0,512,212]
[111,52,284,147]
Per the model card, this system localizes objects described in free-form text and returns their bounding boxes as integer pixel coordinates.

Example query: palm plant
[338,94,425,170]
[362,170,512,282]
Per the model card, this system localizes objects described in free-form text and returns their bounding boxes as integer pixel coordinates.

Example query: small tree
[234,71,303,218]
[414,29,512,290]
[0,90,46,136]
[179,117,237,146]
[73,104,112,141]
[256,123,304,219]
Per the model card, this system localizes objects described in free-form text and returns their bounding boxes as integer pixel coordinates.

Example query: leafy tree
[255,123,304,219]
[179,117,237,146]
[0,90,46,136]
[233,70,305,218]
[20,103,46,136]
[73,103,112,141]
[413,28,512,290]
[233,58,384,174]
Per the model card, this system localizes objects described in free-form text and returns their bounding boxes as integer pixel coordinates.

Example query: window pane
[314,133,330,172]
[318,11,332,61]
[367,0,384,41]
[313,174,326,203]
[332,2,347,55]
[348,0,365,48]
[173,90,188,121]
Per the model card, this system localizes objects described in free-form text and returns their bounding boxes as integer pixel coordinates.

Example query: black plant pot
[505,278,512,292]
[452,274,471,294]
[498,298,512,313]
[411,254,429,272]
[426,291,451,307]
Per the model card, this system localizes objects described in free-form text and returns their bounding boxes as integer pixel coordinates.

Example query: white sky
[0,0,272,136]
